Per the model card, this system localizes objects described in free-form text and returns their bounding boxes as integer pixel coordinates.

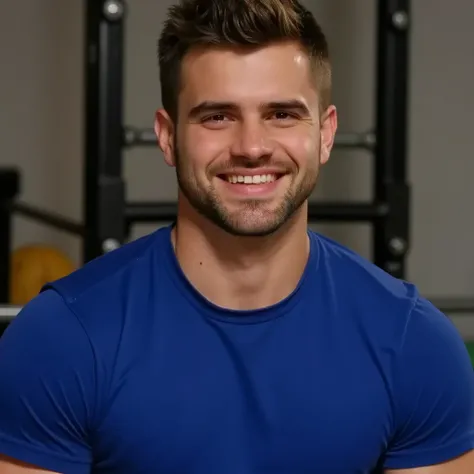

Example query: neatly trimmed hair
[158,0,332,121]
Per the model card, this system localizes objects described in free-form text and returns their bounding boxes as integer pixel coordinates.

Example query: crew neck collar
[157,225,320,325]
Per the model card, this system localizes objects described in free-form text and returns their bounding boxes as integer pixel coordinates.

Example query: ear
[319,105,338,166]
[155,109,176,167]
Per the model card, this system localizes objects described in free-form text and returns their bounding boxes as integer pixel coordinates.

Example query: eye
[272,111,298,120]
[203,114,228,123]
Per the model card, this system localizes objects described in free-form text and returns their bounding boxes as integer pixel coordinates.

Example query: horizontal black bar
[9,202,85,236]
[0,168,21,199]
[126,202,176,222]
[429,298,474,314]
[123,127,376,151]
[126,201,389,224]
[308,202,388,221]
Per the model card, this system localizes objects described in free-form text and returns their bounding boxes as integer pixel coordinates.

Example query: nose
[230,120,274,160]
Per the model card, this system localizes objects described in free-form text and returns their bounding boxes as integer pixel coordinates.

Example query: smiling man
[1,0,474,473]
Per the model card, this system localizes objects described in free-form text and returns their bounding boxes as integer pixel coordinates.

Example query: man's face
[157,41,337,236]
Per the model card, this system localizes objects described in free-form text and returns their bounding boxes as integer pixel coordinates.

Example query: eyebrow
[188,99,312,119]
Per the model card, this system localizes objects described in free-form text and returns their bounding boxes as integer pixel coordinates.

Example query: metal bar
[373,0,410,279]
[83,0,126,262]
[308,202,388,221]
[123,127,157,147]
[0,206,11,304]
[0,306,21,323]
[123,127,377,151]
[0,169,20,304]
[333,131,376,150]
[430,298,474,315]
[10,202,85,236]
[125,201,389,225]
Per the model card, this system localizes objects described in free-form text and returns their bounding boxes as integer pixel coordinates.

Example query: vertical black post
[0,206,10,303]
[0,169,20,304]
[373,0,411,278]
[83,0,126,263]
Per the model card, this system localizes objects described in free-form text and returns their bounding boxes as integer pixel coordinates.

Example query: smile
[224,174,279,184]
[216,172,286,197]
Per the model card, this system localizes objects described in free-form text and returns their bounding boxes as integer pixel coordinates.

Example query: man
[1,0,473,472]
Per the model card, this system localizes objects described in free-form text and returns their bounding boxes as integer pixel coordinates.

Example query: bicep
[384,297,474,470]
[0,455,59,473]
[0,290,95,474]
[385,447,474,473]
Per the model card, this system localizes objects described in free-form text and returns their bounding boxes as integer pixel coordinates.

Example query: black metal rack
[83,0,127,261]
[83,0,411,277]
[0,0,411,306]
[0,170,20,304]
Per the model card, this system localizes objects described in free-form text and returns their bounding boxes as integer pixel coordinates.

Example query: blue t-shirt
[0,226,473,473]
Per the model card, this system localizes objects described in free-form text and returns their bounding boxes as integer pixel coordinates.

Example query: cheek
[278,130,319,169]
[181,127,230,170]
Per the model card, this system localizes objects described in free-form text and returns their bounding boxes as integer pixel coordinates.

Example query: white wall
[1,0,473,330]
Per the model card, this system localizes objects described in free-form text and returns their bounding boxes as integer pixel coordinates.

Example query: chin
[214,213,289,237]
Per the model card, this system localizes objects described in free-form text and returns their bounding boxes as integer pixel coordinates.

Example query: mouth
[217,173,284,185]
[215,172,286,198]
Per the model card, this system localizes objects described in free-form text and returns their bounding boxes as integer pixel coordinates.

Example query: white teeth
[227,174,277,184]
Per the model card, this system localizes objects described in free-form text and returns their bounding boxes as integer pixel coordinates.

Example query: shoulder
[384,295,474,468]
[40,226,173,320]
[28,226,175,355]
[310,230,418,310]
[308,229,459,359]
[308,233,474,466]
[48,227,171,303]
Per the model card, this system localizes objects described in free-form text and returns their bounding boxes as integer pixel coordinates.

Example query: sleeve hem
[0,433,90,474]
[384,435,474,469]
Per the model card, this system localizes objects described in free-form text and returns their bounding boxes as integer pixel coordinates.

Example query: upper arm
[0,290,96,474]
[385,447,474,473]
[383,297,474,471]
[0,454,59,473]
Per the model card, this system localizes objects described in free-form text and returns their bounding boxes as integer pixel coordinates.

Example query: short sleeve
[384,297,474,469]
[0,289,95,473]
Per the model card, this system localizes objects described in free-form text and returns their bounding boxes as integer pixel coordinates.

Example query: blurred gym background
[1,1,473,350]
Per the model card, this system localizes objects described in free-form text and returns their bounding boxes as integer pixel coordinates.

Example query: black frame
[0,0,412,306]
[0,169,20,304]
[83,0,126,263]
[373,0,410,278]
[119,0,412,279]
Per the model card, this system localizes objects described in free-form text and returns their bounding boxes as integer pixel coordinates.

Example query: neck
[172,200,310,311]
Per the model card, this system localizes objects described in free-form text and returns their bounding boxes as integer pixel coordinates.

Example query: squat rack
[83,0,412,275]
[1,0,411,303]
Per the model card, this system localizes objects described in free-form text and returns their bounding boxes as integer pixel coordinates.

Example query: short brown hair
[158,0,332,122]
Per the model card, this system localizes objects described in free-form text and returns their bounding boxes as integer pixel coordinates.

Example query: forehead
[179,41,318,108]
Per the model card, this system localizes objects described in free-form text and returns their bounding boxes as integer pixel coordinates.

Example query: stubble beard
[174,146,320,237]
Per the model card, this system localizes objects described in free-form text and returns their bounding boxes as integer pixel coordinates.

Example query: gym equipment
[9,245,75,306]
[82,0,411,279]
[0,306,21,323]
[0,169,19,303]
[0,0,410,294]
[123,127,377,151]
[0,169,83,305]
[1,0,473,327]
